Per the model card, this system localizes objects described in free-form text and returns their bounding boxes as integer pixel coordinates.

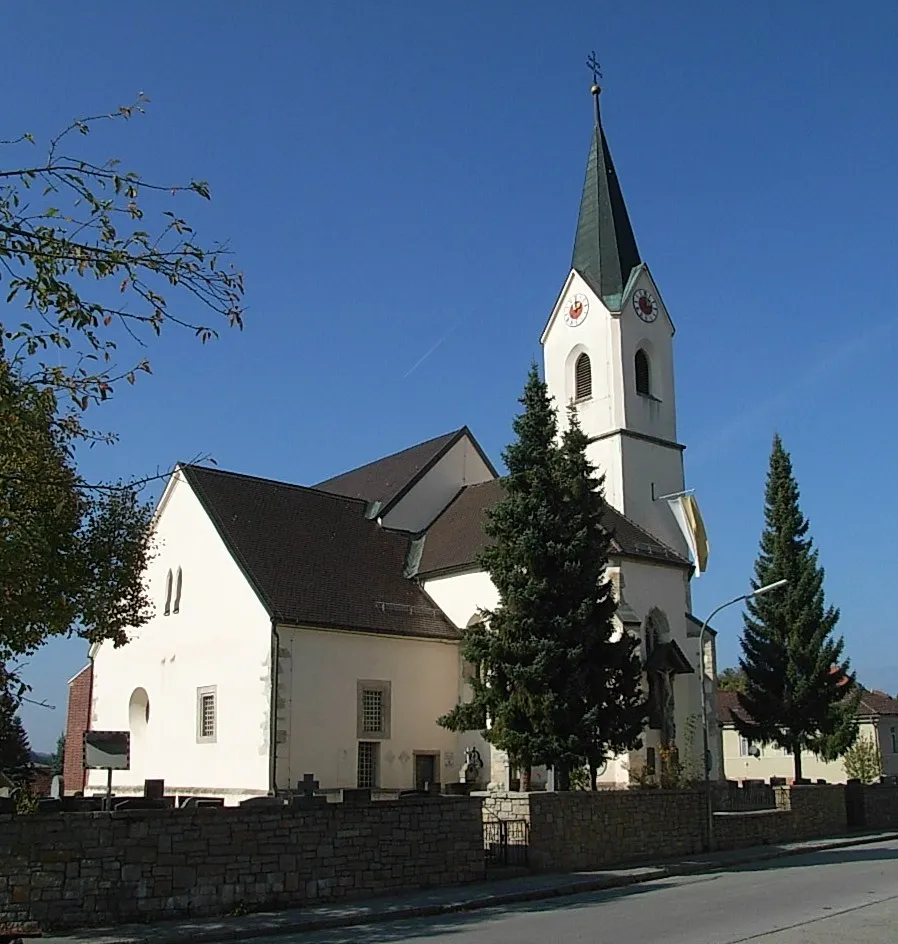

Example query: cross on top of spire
[586,51,602,86]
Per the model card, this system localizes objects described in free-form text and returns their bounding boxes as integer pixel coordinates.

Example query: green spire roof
[571,98,641,311]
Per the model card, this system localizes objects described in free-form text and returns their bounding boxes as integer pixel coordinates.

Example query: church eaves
[571,86,641,312]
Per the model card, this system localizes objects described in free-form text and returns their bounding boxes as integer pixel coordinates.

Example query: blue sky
[5,1,897,750]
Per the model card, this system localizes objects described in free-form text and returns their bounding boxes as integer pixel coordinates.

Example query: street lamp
[699,578,787,849]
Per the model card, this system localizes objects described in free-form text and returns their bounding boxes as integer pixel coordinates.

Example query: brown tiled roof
[716,688,898,724]
[418,478,691,576]
[181,465,458,641]
[716,691,746,725]
[859,690,898,717]
[315,428,466,509]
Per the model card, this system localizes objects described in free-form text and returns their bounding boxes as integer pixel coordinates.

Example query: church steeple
[571,76,641,311]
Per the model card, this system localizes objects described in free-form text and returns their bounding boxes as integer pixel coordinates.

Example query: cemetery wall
[0,795,484,930]
[483,784,847,871]
[845,781,898,829]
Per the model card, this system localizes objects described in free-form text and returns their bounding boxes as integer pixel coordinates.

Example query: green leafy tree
[0,691,32,784]
[551,405,646,789]
[0,355,154,703]
[1,96,243,414]
[843,733,883,783]
[0,99,242,702]
[718,667,747,694]
[736,435,859,780]
[51,733,65,778]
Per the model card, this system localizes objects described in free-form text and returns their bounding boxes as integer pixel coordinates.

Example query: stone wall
[846,781,898,829]
[484,789,706,871]
[484,784,849,872]
[0,796,483,930]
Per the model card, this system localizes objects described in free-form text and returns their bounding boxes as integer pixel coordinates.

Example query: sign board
[83,731,130,770]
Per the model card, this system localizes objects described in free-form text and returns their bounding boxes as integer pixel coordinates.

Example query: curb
[52,832,898,944]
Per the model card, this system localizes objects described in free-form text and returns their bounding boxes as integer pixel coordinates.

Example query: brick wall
[0,796,483,930]
[63,664,92,795]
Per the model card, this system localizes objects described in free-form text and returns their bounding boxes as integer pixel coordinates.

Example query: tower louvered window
[574,353,592,400]
[635,349,651,396]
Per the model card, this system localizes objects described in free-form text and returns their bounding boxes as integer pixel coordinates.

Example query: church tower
[541,78,688,558]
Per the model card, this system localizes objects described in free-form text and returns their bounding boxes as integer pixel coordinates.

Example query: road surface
[254,838,898,944]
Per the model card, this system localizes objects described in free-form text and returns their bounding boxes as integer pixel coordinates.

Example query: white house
[68,82,721,803]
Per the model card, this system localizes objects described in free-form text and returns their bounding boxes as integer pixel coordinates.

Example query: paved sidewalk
[47,830,898,944]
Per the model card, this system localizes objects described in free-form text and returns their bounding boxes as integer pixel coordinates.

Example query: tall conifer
[551,406,646,787]
[736,435,858,779]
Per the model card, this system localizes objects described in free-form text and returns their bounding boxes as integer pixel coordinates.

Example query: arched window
[164,569,173,616]
[574,353,592,400]
[173,567,183,614]
[635,349,651,396]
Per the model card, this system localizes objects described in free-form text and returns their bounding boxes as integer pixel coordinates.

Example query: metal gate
[484,819,529,867]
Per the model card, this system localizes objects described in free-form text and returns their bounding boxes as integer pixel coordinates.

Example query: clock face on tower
[564,293,589,327]
[632,289,659,323]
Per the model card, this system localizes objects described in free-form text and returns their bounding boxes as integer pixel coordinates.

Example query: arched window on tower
[635,349,651,396]
[574,353,592,400]
[164,569,173,616]
[173,567,183,614]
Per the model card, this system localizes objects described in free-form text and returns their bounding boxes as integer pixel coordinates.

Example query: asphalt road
[251,838,898,944]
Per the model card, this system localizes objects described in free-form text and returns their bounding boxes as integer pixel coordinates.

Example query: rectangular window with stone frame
[357,680,391,740]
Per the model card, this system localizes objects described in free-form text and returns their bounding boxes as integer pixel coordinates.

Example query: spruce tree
[0,691,32,785]
[551,406,646,788]
[736,435,859,780]
[438,364,565,789]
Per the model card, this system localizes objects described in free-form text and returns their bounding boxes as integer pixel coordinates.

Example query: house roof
[315,427,477,511]
[417,478,690,576]
[181,465,458,641]
[717,688,898,725]
[571,94,641,311]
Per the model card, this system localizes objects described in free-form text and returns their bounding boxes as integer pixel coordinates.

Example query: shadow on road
[245,876,719,944]
[726,841,898,874]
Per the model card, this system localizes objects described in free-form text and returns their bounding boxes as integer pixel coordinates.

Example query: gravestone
[50,775,62,799]
[144,778,165,800]
[37,798,62,813]
[113,797,172,811]
[181,796,225,808]
[239,795,285,809]
[342,788,371,803]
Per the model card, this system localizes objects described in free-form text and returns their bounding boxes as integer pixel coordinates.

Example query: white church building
[68,83,721,804]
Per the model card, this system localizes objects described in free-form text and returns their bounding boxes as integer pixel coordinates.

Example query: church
[65,80,722,803]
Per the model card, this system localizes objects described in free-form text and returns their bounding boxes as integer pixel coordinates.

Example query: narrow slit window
[358,741,378,788]
[173,567,183,614]
[196,686,217,742]
[574,353,592,400]
[635,349,651,396]
[164,569,173,616]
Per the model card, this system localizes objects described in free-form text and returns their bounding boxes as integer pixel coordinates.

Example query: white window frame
[196,685,217,744]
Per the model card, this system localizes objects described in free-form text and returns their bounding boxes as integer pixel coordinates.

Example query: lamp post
[699,579,787,849]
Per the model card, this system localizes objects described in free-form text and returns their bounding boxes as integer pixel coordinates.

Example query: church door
[414,753,438,791]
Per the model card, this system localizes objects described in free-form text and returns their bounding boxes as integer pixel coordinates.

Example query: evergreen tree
[439,365,562,789]
[439,369,647,790]
[551,406,646,788]
[0,691,32,784]
[736,435,859,780]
